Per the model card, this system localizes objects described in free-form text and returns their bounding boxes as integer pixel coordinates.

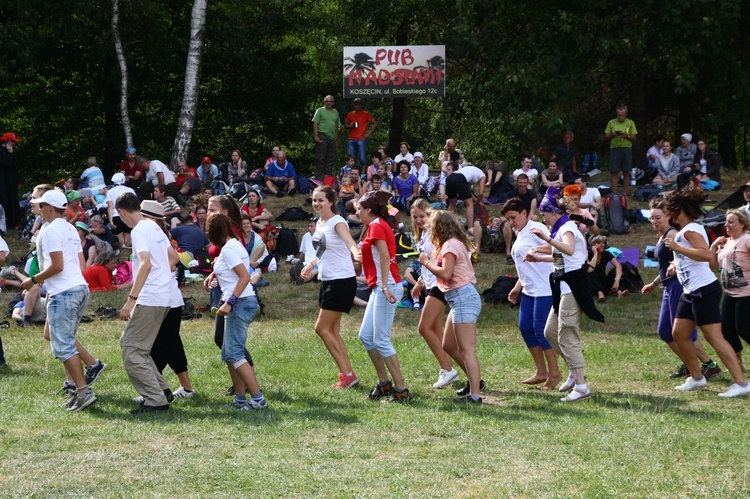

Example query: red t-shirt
[360,217,401,288]
[345,110,374,141]
[175,166,198,188]
[240,205,264,218]
[120,159,141,178]
[83,264,115,291]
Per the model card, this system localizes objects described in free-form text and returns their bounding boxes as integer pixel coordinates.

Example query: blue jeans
[359,283,403,358]
[347,139,367,166]
[519,293,553,350]
[221,296,259,363]
[47,285,89,362]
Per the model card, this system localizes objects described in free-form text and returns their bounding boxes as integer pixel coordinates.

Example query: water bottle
[630,168,637,187]
[413,301,421,311]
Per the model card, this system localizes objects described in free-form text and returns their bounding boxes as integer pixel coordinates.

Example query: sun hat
[140,200,165,218]
[66,190,82,202]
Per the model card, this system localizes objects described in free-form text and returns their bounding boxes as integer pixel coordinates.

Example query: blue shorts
[47,285,89,362]
[221,295,259,363]
[445,284,482,324]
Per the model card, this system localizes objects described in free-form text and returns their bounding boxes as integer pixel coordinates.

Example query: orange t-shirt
[345,110,374,140]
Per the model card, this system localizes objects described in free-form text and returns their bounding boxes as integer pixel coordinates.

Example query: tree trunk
[718,123,737,170]
[170,0,208,169]
[111,0,133,149]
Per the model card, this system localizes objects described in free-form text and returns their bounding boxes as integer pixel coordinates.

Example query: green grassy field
[1,174,749,497]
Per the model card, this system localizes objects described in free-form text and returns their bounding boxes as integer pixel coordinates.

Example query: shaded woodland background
[2,0,750,186]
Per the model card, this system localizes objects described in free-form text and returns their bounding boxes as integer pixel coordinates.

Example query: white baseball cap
[31,190,68,209]
[112,172,126,185]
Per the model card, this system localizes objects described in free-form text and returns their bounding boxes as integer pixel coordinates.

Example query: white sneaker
[433,368,459,389]
[173,386,195,399]
[0,266,16,279]
[133,396,145,404]
[675,376,707,391]
[718,383,750,398]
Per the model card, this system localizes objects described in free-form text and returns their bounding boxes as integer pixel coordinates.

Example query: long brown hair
[427,210,473,256]
[206,213,237,247]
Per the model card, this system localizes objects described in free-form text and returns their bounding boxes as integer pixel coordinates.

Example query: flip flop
[560,388,591,402]
[0,321,9,329]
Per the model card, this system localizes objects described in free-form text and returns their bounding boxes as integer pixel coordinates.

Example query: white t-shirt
[552,221,587,295]
[39,218,87,296]
[106,185,136,218]
[213,238,255,300]
[458,166,486,184]
[299,232,316,267]
[410,163,429,185]
[674,222,717,293]
[146,159,176,186]
[81,166,106,188]
[511,221,553,297]
[131,218,174,307]
[513,168,539,184]
[415,230,437,289]
[579,187,601,208]
[647,145,662,159]
[0,235,9,258]
[394,153,414,167]
[312,215,355,281]
[168,274,184,308]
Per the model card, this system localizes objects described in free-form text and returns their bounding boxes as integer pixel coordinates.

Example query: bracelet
[226,294,238,306]
[128,294,138,301]
[31,276,37,284]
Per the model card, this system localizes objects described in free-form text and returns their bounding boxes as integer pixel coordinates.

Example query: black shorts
[445,173,472,200]
[110,216,132,235]
[319,277,357,313]
[427,286,447,304]
[675,280,723,326]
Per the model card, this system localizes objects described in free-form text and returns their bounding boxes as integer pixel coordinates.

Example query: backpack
[618,262,643,293]
[634,166,658,186]
[261,225,279,253]
[481,275,519,304]
[275,227,299,257]
[248,168,265,184]
[297,175,312,195]
[580,153,599,174]
[275,206,313,222]
[603,193,631,234]
[113,261,133,285]
[634,185,662,202]
[229,182,249,201]
[190,248,213,275]
[395,232,417,256]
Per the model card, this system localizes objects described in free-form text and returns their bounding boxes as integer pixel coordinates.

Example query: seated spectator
[340,167,366,219]
[79,156,107,203]
[575,174,602,224]
[120,147,142,188]
[139,156,177,200]
[197,156,219,183]
[540,159,564,194]
[240,188,272,232]
[264,146,280,168]
[338,154,356,183]
[88,214,117,251]
[485,159,507,187]
[264,150,297,197]
[391,160,419,211]
[366,151,382,180]
[74,222,98,268]
[154,184,183,228]
[367,174,389,194]
[240,214,268,270]
[475,215,513,263]
[512,154,539,186]
[83,251,132,291]
[170,215,209,258]
[653,139,681,186]
[375,163,393,191]
[226,149,249,184]
[507,173,538,222]
[11,286,47,326]
[562,184,598,239]
[676,133,697,171]
[378,145,394,172]
[394,142,415,170]
[290,218,318,284]
[646,134,665,169]
[176,161,202,197]
[438,138,466,167]
[402,258,425,308]
[194,203,208,232]
[693,138,722,182]
[586,235,629,302]
[410,152,429,189]
[64,190,88,225]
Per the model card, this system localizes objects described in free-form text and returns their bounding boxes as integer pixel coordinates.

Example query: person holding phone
[604,105,637,197]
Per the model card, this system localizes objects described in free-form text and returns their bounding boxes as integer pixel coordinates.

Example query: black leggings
[150,306,189,374]
[213,305,253,366]
[721,294,750,353]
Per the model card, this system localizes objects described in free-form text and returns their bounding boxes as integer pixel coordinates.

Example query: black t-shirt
[170,224,210,255]
[552,143,578,169]
[508,188,538,214]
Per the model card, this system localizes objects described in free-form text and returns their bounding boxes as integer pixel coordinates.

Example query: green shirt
[312,107,341,141]
[605,118,637,149]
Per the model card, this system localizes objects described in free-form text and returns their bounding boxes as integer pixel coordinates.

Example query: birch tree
[111,0,134,149]
[170,0,208,168]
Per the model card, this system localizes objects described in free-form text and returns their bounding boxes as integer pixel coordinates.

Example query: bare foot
[618,289,630,298]
[522,374,548,385]
[539,373,562,391]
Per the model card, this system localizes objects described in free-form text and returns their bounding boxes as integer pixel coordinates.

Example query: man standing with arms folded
[344,98,377,166]
[115,193,175,414]
[22,190,98,412]
[312,95,340,179]
[604,105,638,197]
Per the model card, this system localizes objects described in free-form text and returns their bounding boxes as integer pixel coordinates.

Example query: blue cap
[125,147,137,154]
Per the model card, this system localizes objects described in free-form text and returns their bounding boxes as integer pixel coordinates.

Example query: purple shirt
[392,174,419,197]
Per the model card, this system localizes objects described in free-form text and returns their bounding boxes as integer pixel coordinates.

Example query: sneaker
[505,255,514,266]
[84,361,107,386]
[702,362,722,381]
[669,364,689,379]
[456,379,485,397]
[286,255,295,264]
[225,385,236,396]
[0,266,16,279]
[718,383,750,398]
[369,380,392,400]
[68,391,98,412]
[211,307,218,319]
[288,188,297,196]
[133,396,145,404]
[172,386,195,399]
[228,399,248,409]
[59,381,76,395]
[130,404,169,415]
[335,372,359,389]
[386,387,411,403]
[61,393,78,409]
[239,397,268,410]
[133,388,174,405]
[675,376,707,391]
[433,368,459,389]
[454,394,483,404]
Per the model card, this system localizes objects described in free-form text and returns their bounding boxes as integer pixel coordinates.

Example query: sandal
[558,377,576,392]
[521,374,548,385]
[560,388,591,402]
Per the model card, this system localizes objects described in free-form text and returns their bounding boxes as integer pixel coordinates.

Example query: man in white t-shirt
[22,190,99,412]
[107,172,137,248]
[512,155,540,187]
[445,165,487,228]
[116,193,175,414]
[139,156,177,200]
[575,174,602,224]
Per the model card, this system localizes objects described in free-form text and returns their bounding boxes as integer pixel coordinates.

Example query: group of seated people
[647,133,722,186]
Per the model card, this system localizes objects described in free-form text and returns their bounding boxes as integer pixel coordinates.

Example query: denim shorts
[221,295,259,363]
[47,285,89,362]
[445,284,482,324]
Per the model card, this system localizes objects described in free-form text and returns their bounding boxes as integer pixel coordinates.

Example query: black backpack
[481,275,519,304]
[619,262,643,293]
[274,227,299,257]
[634,185,662,202]
[603,193,631,234]
[275,206,313,222]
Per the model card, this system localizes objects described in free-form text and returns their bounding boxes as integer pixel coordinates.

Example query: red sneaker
[335,372,359,389]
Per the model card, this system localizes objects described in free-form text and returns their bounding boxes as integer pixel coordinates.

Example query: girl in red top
[82,251,132,292]
[240,188,272,232]
[356,191,410,403]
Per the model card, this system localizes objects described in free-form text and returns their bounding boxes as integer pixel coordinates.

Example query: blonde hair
[726,209,750,233]
[410,198,433,241]
[426,210,473,256]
